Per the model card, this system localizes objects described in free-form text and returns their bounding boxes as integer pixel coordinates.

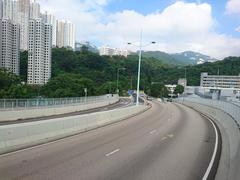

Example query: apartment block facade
[56,20,75,50]
[27,19,52,85]
[0,19,20,75]
[42,12,57,46]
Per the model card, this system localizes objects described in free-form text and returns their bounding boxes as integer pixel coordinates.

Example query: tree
[149,83,169,98]
[174,85,184,95]
[1,47,239,99]
[41,73,96,98]
[20,51,28,81]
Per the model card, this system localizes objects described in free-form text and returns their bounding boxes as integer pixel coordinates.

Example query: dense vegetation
[0,47,239,99]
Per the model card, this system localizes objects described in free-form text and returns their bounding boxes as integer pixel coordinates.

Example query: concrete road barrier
[0,104,150,155]
[178,101,240,180]
[0,96,119,122]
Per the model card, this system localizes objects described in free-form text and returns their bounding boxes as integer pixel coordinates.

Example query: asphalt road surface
[0,101,216,180]
[0,97,132,126]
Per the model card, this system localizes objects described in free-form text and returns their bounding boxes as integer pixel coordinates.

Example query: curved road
[0,101,216,180]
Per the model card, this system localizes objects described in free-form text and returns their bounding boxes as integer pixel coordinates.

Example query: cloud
[226,0,240,15]
[235,26,240,32]
[39,0,240,59]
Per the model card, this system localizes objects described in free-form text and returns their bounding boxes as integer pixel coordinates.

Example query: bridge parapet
[176,97,240,180]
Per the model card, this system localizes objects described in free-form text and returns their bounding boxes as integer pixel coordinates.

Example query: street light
[84,88,87,102]
[128,30,156,106]
[117,68,126,94]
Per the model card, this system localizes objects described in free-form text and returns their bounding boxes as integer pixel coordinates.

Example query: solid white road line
[202,118,219,180]
[105,149,120,157]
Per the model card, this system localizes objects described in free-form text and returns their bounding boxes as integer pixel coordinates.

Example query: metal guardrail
[0,94,119,111]
[177,97,240,128]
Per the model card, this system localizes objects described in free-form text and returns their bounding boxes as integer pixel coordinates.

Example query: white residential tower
[0,19,20,75]
[27,19,52,85]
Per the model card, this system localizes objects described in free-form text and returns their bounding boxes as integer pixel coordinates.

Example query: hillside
[0,48,239,98]
[171,51,219,65]
[141,51,219,65]
[141,51,183,65]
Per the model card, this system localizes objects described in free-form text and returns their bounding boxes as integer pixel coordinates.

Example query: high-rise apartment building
[19,0,30,50]
[30,0,40,19]
[12,0,20,23]
[0,19,20,75]
[2,0,13,20]
[64,21,75,49]
[42,11,56,46]
[56,20,64,48]
[57,20,75,49]
[2,0,33,50]
[27,19,52,85]
[0,0,3,19]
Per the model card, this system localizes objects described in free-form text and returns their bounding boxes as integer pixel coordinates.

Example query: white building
[30,0,40,19]
[56,20,64,48]
[198,73,240,100]
[42,12,56,47]
[0,0,3,19]
[12,0,20,23]
[56,20,75,50]
[27,19,52,85]
[19,0,30,50]
[99,46,115,56]
[2,0,13,20]
[201,72,240,89]
[99,46,130,57]
[120,49,130,57]
[178,78,187,87]
[0,19,20,75]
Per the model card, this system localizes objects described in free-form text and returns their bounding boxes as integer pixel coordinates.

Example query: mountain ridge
[140,50,219,65]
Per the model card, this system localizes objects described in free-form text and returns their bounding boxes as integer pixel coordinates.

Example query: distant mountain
[141,51,219,65]
[141,51,184,65]
[171,51,219,65]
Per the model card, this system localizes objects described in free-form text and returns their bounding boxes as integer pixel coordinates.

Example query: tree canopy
[0,48,239,99]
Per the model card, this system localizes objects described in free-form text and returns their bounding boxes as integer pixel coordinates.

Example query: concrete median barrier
[0,104,150,155]
[0,96,119,122]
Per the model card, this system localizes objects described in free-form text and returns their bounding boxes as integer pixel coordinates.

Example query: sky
[39,0,240,59]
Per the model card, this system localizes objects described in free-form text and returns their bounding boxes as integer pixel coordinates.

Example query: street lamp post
[128,30,156,106]
[84,88,87,102]
[117,68,126,94]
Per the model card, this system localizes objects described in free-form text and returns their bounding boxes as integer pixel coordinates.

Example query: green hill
[0,48,239,98]
[141,51,185,65]
[141,51,219,65]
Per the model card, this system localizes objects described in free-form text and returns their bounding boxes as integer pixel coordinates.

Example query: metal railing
[177,96,240,128]
[0,94,119,111]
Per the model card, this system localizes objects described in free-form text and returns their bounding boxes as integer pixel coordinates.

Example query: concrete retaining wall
[0,96,119,122]
[0,105,149,155]
[181,101,240,180]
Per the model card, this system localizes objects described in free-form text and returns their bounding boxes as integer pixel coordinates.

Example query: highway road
[0,101,216,180]
[0,97,132,126]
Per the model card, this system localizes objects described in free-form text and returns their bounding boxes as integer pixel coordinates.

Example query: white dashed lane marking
[105,149,120,157]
